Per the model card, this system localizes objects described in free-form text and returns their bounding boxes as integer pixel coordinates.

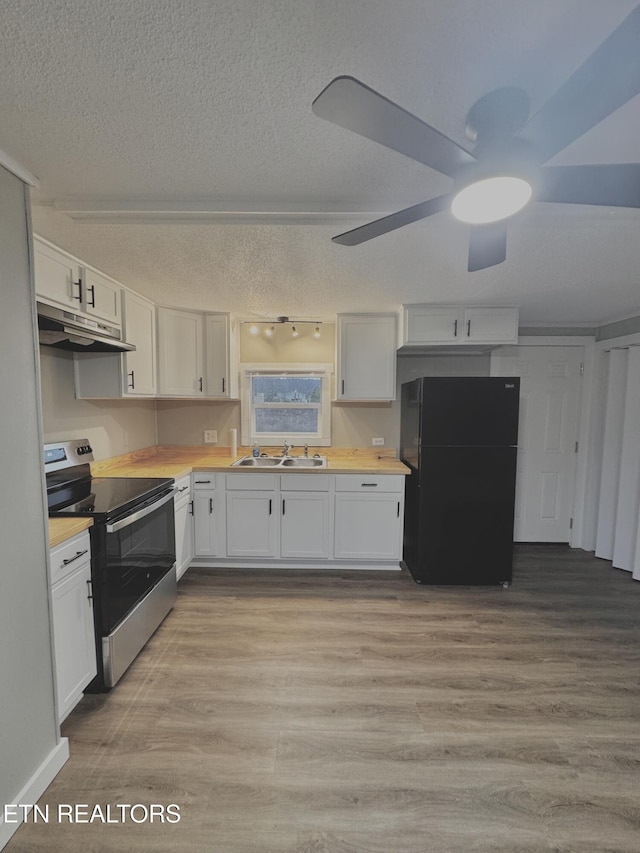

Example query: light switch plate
[204,430,218,444]
[372,437,384,446]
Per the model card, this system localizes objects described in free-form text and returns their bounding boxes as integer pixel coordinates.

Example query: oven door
[102,488,177,633]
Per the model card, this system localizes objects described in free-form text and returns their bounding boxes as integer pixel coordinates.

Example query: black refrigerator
[400,376,520,585]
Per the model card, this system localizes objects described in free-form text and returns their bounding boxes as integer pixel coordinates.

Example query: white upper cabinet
[80,267,122,326]
[33,237,123,328]
[399,304,519,348]
[205,313,239,399]
[157,308,239,398]
[157,307,205,396]
[336,313,397,401]
[34,237,82,311]
[122,290,156,395]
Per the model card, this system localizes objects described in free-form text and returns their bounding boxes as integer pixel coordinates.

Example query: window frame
[240,363,333,447]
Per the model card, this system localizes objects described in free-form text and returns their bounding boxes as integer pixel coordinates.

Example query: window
[241,364,332,447]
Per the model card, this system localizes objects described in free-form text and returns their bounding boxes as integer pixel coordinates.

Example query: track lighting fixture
[243,316,323,339]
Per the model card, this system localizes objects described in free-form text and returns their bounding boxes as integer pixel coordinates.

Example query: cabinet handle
[209,497,213,514]
[361,483,378,487]
[341,379,345,395]
[268,499,272,515]
[87,284,96,307]
[397,501,400,517]
[194,479,212,484]
[86,578,93,602]
[61,548,88,567]
[198,377,203,392]
[222,377,225,393]
[72,279,82,301]
[466,319,471,337]
[178,485,189,493]
[188,500,193,515]
[282,498,285,515]
[453,319,458,337]
[128,370,135,390]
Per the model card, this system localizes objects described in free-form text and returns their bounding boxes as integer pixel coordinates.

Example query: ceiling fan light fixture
[451,175,532,224]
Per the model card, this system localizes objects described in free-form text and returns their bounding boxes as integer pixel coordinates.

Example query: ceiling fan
[312,4,640,271]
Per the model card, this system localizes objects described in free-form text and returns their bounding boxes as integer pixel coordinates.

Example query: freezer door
[409,446,517,585]
[420,377,520,447]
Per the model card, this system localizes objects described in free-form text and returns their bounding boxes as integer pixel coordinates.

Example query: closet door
[594,350,628,560]
[612,347,640,572]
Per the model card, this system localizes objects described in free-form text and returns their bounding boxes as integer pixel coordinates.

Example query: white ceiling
[2,0,639,323]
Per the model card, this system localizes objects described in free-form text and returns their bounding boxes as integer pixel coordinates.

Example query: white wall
[0,168,64,848]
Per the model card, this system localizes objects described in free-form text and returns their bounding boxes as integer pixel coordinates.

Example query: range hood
[37,302,136,353]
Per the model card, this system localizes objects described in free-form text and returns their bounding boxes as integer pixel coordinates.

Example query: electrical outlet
[372,437,385,446]
[204,430,218,444]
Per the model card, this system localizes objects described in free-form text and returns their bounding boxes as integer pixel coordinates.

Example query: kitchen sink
[231,455,327,469]
[280,457,326,468]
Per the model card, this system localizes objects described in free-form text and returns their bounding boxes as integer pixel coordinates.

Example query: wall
[0,168,60,846]
[39,347,157,460]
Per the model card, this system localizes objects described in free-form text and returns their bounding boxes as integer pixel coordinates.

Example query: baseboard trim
[0,738,69,850]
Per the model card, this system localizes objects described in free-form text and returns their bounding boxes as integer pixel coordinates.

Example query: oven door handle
[105,488,177,534]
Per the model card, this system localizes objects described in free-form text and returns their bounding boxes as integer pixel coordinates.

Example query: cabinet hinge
[580,362,584,376]
[575,441,579,453]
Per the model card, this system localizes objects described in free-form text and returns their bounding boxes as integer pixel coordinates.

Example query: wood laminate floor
[7,546,640,852]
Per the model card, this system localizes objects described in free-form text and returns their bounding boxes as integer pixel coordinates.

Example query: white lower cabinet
[49,531,97,722]
[174,475,194,578]
[191,471,404,568]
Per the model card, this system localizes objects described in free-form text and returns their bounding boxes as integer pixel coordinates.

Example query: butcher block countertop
[91,445,410,478]
[49,517,93,549]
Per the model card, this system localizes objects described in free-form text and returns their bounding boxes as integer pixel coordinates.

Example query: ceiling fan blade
[332,196,450,246]
[538,164,640,207]
[521,5,640,163]
[313,76,476,178]
[468,222,507,272]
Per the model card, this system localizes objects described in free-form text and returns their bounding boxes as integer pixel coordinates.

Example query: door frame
[491,336,595,550]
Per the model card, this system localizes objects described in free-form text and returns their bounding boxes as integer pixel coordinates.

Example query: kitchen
[2,2,640,852]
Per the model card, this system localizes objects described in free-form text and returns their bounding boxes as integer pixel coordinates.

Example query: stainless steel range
[45,439,177,690]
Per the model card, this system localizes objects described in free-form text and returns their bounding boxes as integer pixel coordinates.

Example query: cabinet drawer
[192,474,216,490]
[50,531,91,585]
[226,473,277,491]
[175,474,192,504]
[280,474,330,492]
[334,474,404,493]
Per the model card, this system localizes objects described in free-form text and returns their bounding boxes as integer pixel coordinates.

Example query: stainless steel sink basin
[231,455,327,469]
[280,457,326,468]
[232,456,282,467]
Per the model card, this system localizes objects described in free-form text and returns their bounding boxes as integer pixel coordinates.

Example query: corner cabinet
[49,531,97,723]
[336,313,397,401]
[73,289,157,398]
[157,308,239,399]
[399,304,519,348]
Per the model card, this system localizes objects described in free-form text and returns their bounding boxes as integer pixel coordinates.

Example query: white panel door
[122,290,157,395]
[492,346,583,542]
[157,307,204,395]
[193,491,219,557]
[226,492,277,558]
[612,347,640,572]
[81,267,121,326]
[595,349,628,559]
[334,494,403,560]
[280,493,331,559]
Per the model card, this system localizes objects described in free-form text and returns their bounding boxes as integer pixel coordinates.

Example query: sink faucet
[282,441,291,456]
[303,444,309,457]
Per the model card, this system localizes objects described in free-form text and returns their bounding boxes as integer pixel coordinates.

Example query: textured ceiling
[3,0,640,323]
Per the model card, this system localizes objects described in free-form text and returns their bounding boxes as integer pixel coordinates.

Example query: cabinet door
[404,306,459,344]
[157,307,204,395]
[337,314,396,401]
[51,562,97,721]
[81,267,122,326]
[226,491,277,558]
[334,494,403,560]
[463,307,518,344]
[205,314,231,398]
[122,290,156,395]
[175,495,194,578]
[193,490,219,557]
[280,492,330,559]
[33,239,82,310]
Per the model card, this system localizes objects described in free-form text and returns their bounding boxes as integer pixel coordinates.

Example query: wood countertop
[49,517,93,549]
[91,446,410,478]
